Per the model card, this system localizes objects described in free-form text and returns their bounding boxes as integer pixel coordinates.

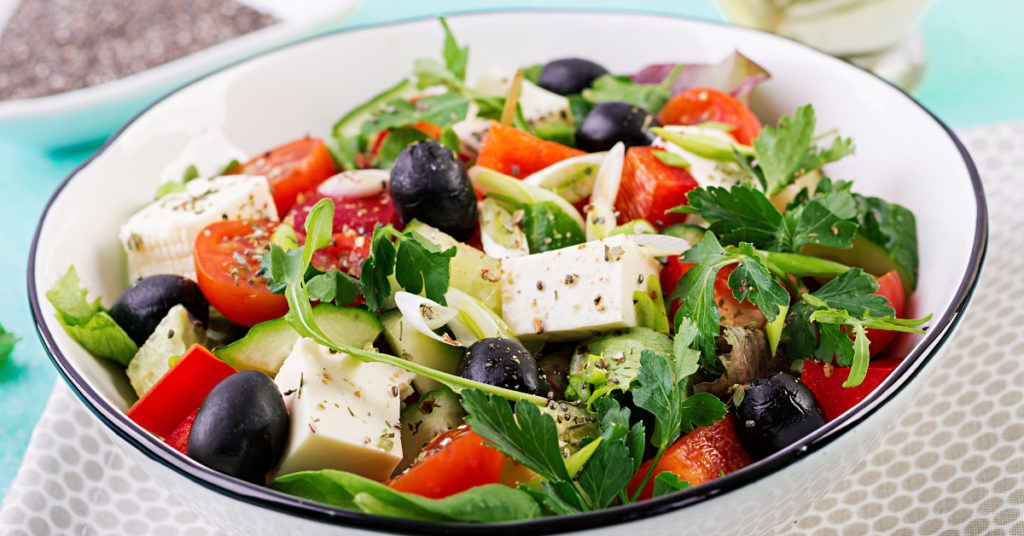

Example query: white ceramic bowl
[29,11,985,536]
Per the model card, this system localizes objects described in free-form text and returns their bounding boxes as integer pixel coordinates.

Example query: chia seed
[0,0,278,100]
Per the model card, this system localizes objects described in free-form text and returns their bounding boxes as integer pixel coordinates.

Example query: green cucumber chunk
[404,220,503,313]
[214,304,381,376]
[126,304,209,397]
[661,223,706,245]
[396,387,466,474]
[332,78,415,139]
[379,310,463,394]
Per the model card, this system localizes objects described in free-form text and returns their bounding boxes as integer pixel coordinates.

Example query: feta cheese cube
[500,235,660,341]
[273,338,415,480]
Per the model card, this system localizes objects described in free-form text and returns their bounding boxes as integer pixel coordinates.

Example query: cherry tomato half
[231,137,336,214]
[657,88,762,145]
[193,219,288,327]
[387,427,506,498]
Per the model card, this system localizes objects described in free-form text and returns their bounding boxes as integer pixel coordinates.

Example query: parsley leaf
[393,231,457,305]
[852,193,919,291]
[652,473,690,498]
[460,389,571,482]
[753,104,817,196]
[727,243,790,323]
[671,233,735,367]
[577,437,634,509]
[373,127,431,169]
[306,270,361,307]
[0,322,20,364]
[786,190,858,250]
[360,225,398,312]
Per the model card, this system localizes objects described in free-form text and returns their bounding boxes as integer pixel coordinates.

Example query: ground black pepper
[0,0,278,100]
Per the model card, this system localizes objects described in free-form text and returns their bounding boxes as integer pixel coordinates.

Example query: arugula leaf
[460,389,571,482]
[46,266,138,365]
[271,199,549,404]
[305,270,360,307]
[360,93,472,137]
[271,470,543,522]
[0,323,20,364]
[360,225,398,312]
[852,193,919,290]
[753,105,816,196]
[439,125,461,154]
[373,127,431,169]
[438,17,468,82]
[810,268,895,317]
[652,473,690,498]
[584,64,684,113]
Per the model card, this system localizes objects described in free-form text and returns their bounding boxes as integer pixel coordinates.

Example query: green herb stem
[628,448,667,503]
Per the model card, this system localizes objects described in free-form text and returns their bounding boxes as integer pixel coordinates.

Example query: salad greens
[46,266,137,365]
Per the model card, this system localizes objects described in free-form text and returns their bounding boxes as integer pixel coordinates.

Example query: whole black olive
[576,101,658,152]
[390,141,478,241]
[537,58,609,96]
[109,274,209,346]
[458,337,545,396]
[732,373,827,460]
[187,371,289,484]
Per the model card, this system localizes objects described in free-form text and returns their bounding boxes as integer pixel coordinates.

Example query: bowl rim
[27,9,988,534]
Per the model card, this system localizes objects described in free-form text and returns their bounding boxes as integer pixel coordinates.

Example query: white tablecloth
[2,123,1021,535]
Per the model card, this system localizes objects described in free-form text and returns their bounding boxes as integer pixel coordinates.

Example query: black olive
[187,371,289,484]
[390,141,478,241]
[537,58,609,96]
[732,373,827,460]
[458,337,544,396]
[109,274,209,346]
[576,101,659,152]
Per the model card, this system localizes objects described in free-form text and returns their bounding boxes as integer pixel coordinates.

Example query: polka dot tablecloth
[0,123,1020,535]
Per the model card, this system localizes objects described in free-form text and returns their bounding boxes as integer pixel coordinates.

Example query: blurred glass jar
[717,0,931,89]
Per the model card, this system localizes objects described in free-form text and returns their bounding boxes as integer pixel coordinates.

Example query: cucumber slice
[404,220,503,312]
[126,304,209,397]
[396,387,466,474]
[214,304,382,376]
[380,309,463,394]
[661,223,706,245]
[802,233,915,293]
[332,78,415,139]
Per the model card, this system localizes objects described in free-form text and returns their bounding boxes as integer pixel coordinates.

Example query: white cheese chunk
[119,174,278,280]
[474,67,572,127]
[655,125,754,189]
[273,338,415,480]
[500,235,660,341]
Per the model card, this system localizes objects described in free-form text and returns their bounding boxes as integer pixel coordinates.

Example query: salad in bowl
[33,14,966,532]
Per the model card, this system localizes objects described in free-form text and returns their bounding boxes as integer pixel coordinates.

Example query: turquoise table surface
[1,0,1020,502]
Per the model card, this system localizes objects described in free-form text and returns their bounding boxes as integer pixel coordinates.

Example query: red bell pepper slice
[615,146,699,230]
[475,122,584,179]
[387,427,506,498]
[127,344,236,438]
[627,415,752,501]
[800,357,903,422]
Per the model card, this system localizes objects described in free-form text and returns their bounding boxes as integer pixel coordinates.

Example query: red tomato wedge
[387,427,506,498]
[288,190,402,238]
[230,137,336,214]
[660,258,766,329]
[127,344,236,439]
[475,122,584,178]
[657,88,762,145]
[193,219,288,327]
[867,270,906,356]
[627,415,752,501]
[165,408,199,455]
[801,357,903,421]
[616,146,699,229]
[311,233,372,277]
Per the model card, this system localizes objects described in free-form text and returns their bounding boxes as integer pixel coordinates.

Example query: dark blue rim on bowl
[28,10,987,535]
